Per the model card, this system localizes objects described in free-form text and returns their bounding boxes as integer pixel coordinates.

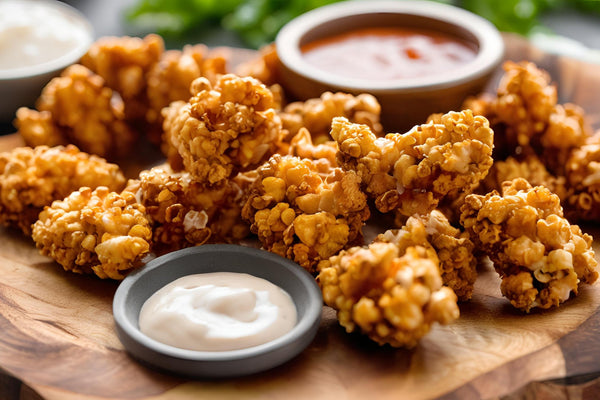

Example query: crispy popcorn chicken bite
[379,210,477,301]
[165,74,282,185]
[482,155,568,202]
[32,187,152,280]
[564,136,600,222]
[242,154,369,274]
[332,110,494,217]
[81,34,164,125]
[464,61,591,174]
[460,178,598,312]
[318,243,459,348]
[15,65,137,159]
[287,127,338,166]
[0,145,126,235]
[279,91,383,145]
[146,44,228,144]
[235,43,281,87]
[124,165,249,255]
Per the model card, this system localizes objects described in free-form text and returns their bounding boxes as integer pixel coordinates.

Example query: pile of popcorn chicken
[1,35,598,348]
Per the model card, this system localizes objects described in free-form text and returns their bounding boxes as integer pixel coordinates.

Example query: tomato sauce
[301,27,477,81]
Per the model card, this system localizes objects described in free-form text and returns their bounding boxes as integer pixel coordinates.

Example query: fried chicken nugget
[124,165,249,255]
[165,74,282,185]
[379,210,477,301]
[32,187,152,280]
[15,65,137,159]
[482,155,568,201]
[287,127,338,166]
[279,91,382,145]
[0,145,126,235]
[147,44,228,144]
[332,110,494,217]
[235,43,281,87]
[564,135,600,222]
[464,61,591,174]
[318,243,459,348]
[81,34,164,125]
[242,154,369,274]
[460,178,598,312]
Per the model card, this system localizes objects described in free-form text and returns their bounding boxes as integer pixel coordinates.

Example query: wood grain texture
[0,35,599,400]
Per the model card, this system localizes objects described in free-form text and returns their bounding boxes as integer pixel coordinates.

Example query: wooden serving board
[1,35,600,400]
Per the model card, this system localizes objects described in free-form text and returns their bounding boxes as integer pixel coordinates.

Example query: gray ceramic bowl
[275,0,504,132]
[113,244,322,378]
[0,0,94,123]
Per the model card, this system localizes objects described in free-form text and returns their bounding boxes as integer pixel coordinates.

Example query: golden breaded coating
[165,74,282,185]
[13,109,65,148]
[15,65,137,159]
[235,43,281,87]
[482,155,568,201]
[287,127,338,166]
[124,165,249,255]
[242,154,370,274]
[332,110,494,216]
[81,34,164,124]
[318,243,459,348]
[492,61,557,149]
[460,178,598,312]
[279,91,382,145]
[464,62,591,174]
[147,44,228,144]
[564,136,600,222]
[379,210,477,301]
[0,145,126,235]
[541,103,591,174]
[32,187,152,280]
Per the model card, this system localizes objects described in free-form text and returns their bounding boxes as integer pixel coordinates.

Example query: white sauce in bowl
[139,272,297,351]
[0,0,92,73]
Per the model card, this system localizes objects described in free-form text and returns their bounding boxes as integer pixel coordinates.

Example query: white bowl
[0,0,94,122]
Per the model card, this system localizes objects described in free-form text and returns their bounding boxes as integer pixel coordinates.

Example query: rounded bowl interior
[275,0,504,131]
[0,0,94,122]
[113,244,323,378]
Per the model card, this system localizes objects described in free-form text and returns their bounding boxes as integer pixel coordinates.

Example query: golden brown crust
[482,155,568,201]
[318,243,459,348]
[460,178,598,312]
[80,34,164,124]
[164,74,282,185]
[379,210,477,301]
[279,91,382,145]
[332,110,494,216]
[0,145,126,235]
[235,43,281,87]
[564,135,600,222]
[147,44,228,144]
[32,187,151,280]
[124,165,249,255]
[242,154,369,273]
[15,65,137,159]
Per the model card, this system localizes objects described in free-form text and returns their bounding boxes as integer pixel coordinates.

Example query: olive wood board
[1,34,600,400]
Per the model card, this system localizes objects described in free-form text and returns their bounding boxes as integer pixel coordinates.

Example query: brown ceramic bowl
[275,0,504,132]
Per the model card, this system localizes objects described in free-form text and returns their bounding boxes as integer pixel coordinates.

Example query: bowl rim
[275,0,504,92]
[113,244,323,377]
[0,0,94,80]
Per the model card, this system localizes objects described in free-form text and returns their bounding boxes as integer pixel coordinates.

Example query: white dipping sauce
[0,0,91,71]
[139,272,297,351]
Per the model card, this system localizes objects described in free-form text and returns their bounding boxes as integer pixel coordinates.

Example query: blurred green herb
[125,0,600,48]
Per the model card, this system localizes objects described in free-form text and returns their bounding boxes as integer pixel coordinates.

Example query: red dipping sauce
[301,27,477,81]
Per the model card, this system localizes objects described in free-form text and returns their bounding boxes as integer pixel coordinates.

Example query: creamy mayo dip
[139,272,297,351]
[0,0,92,72]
